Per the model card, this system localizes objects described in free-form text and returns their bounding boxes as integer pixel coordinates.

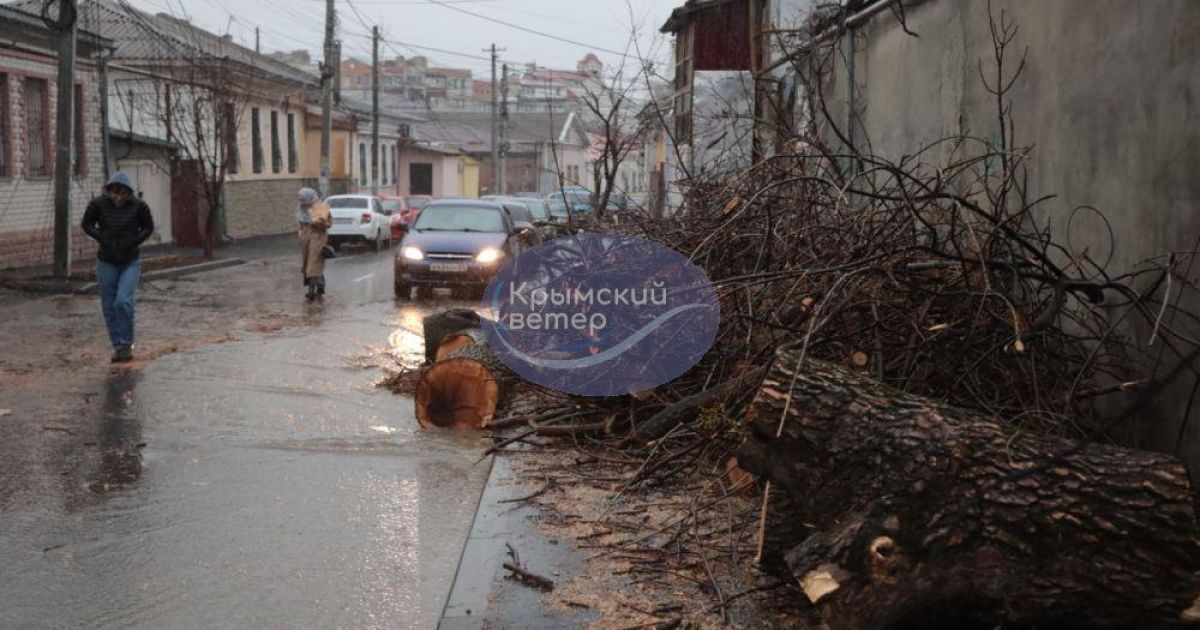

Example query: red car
[380,195,434,239]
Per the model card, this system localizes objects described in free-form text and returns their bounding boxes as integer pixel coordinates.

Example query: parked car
[480,194,549,241]
[480,195,551,223]
[408,195,434,212]
[394,200,533,299]
[604,192,629,212]
[546,189,595,218]
[327,195,392,251]
[379,196,413,240]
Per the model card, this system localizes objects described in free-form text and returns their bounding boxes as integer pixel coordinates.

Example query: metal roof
[0,3,112,52]
[413,111,588,155]
[10,0,318,87]
[660,0,742,33]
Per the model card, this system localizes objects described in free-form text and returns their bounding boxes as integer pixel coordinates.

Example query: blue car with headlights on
[393,200,532,299]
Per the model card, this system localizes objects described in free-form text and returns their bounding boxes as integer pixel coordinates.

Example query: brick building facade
[0,8,112,270]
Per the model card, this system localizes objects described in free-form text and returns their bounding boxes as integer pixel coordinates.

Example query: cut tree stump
[415,317,514,429]
[738,351,1200,630]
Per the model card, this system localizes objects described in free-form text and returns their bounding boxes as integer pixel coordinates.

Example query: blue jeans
[97,260,142,350]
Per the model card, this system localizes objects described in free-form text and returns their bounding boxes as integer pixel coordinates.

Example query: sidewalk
[0,233,298,293]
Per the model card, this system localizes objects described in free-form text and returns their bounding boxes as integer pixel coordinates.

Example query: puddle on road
[0,301,492,630]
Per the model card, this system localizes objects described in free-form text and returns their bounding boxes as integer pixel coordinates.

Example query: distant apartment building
[266,49,321,77]
[341,55,471,109]
[340,53,607,114]
[516,53,604,113]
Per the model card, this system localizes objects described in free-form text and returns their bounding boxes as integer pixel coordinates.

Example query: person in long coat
[297,187,331,301]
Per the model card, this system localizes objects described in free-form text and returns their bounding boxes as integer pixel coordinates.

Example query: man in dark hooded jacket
[81,172,155,363]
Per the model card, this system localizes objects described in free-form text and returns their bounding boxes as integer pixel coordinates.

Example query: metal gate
[170,159,205,248]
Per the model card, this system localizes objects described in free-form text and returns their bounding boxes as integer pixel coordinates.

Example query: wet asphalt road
[0,246,491,629]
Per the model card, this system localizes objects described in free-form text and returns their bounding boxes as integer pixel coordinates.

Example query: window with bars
[73,84,85,176]
[270,110,281,174]
[251,107,263,173]
[24,77,48,176]
[359,143,367,186]
[0,74,9,178]
[286,113,297,173]
[223,102,239,174]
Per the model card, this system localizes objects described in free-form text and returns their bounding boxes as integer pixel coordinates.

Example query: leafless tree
[141,60,258,257]
[577,71,654,218]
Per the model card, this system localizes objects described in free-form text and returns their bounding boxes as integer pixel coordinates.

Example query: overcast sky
[123,0,679,80]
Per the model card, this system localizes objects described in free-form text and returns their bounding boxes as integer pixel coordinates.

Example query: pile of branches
[447,8,1200,626]
[481,135,1199,626]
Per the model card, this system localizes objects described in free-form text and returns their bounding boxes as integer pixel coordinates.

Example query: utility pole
[499,62,509,195]
[52,0,78,278]
[371,26,380,195]
[319,0,335,197]
[333,40,342,102]
[487,44,498,195]
[255,27,260,53]
[98,51,111,180]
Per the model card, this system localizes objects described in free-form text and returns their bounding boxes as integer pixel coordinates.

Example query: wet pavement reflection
[0,250,491,629]
[89,369,144,493]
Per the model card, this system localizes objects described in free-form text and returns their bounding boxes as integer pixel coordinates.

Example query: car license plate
[333,217,354,225]
[430,262,468,273]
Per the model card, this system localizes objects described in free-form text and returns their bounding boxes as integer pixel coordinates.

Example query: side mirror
[512,220,534,234]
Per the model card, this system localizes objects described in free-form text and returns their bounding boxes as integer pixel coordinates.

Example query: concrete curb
[125,258,247,287]
[438,455,594,629]
[1,258,246,295]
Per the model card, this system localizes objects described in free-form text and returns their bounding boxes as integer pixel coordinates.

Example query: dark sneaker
[112,346,133,363]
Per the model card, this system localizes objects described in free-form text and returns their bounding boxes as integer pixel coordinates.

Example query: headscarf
[297,187,319,225]
[297,187,319,206]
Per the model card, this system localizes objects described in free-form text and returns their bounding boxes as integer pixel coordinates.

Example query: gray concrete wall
[818,0,1200,467]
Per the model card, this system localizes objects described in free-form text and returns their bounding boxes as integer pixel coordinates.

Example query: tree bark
[738,352,1200,629]
[421,308,481,364]
[414,334,514,430]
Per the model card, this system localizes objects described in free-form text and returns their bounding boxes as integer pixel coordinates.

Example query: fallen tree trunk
[415,314,515,429]
[421,308,481,364]
[434,327,487,361]
[738,351,1200,629]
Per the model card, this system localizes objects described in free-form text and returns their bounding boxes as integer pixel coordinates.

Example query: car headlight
[402,246,424,261]
[476,248,503,264]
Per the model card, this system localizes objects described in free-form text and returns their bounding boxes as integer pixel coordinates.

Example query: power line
[423,0,627,57]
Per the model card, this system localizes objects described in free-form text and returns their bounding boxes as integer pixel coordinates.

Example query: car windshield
[328,197,370,209]
[546,198,569,216]
[549,191,592,211]
[503,203,534,224]
[381,200,403,213]
[413,205,506,232]
[410,197,431,209]
[521,199,549,221]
